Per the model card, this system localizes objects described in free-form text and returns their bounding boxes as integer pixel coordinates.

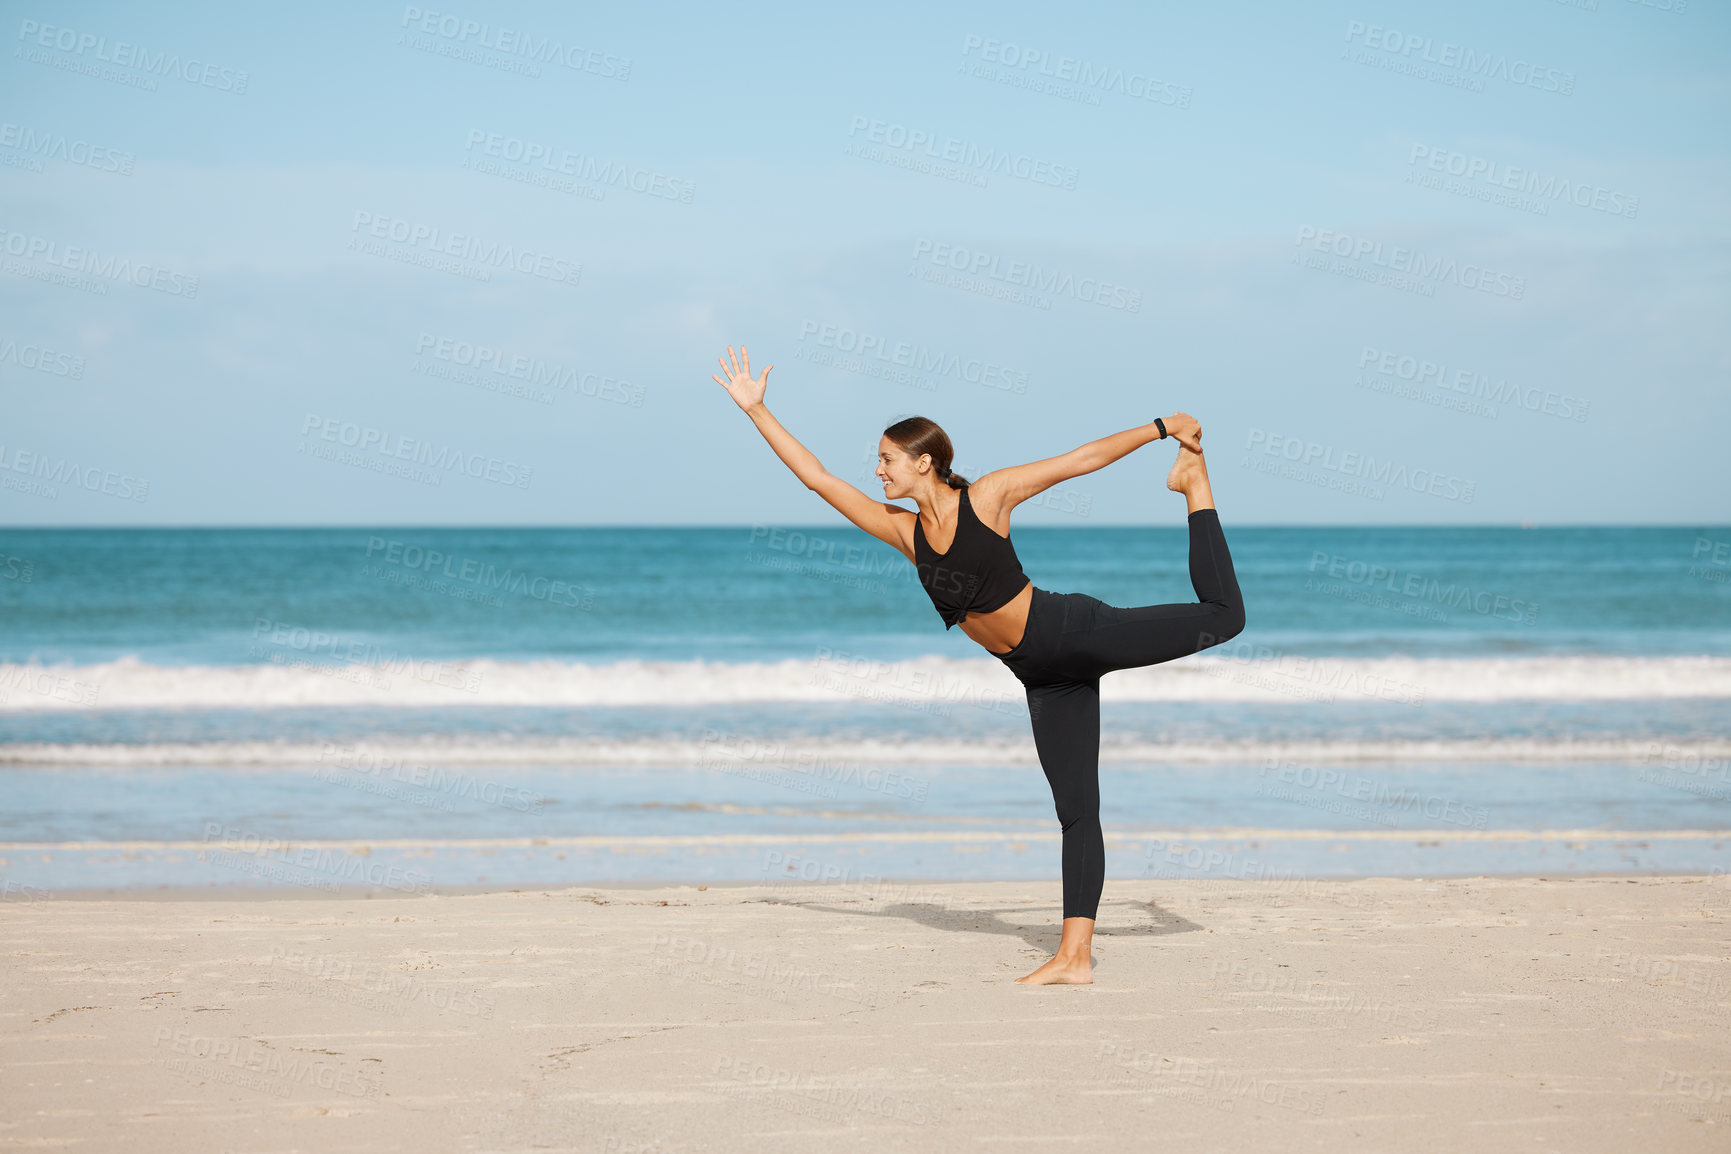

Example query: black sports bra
[912,488,1031,629]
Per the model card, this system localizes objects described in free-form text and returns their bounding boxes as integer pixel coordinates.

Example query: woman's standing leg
[1016,676,1103,985]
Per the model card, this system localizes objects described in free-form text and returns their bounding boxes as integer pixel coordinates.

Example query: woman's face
[874,437,925,500]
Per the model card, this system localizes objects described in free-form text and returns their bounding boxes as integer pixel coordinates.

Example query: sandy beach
[4,873,1728,1152]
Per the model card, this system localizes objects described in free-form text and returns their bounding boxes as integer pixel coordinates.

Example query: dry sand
[4,874,1729,1152]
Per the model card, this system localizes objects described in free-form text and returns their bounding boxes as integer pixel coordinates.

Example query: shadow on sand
[752,894,1204,955]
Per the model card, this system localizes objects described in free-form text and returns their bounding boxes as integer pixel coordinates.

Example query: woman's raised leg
[1068,450,1245,675]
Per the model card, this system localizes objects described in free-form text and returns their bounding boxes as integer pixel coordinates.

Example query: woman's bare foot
[1016,951,1094,985]
[1016,916,1095,985]
[1166,443,1215,514]
[1165,444,1200,492]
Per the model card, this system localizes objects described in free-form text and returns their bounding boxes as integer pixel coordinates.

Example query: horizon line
[0,522,1726,531]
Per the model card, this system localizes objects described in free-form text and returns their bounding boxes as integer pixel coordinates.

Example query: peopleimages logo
[463,130,694,203]
[795,322,1028,394]
[1343,20,1575,95]
[1407,145,1637,219]
[1358,346,1589,422]
[910,238,1142,312]
[15,18,250,93]
[363,536,594,609]
[845,115,1079,190]
[0,443,149,501]
[1244,428,1475,504]
[1294,226,1524,300]
[152,1027,382,1098]
[0,121,134,174]
[299,413,534,489]
[0,336,84,379]
[414,333,645,407]
[959,34,1192,108]
[0,226,199,297]
[1306,551,1537,624]
[349,211,581,287]
[398,6,631,79]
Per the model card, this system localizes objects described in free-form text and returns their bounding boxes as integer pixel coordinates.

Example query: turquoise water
[1,526,1727,892]
[2,526,1727,666]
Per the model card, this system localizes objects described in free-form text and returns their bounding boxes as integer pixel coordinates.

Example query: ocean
[2,525,1728,896]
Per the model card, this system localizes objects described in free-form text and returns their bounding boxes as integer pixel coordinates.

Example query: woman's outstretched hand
[1161,411,1203,454]
[712,345,772,412]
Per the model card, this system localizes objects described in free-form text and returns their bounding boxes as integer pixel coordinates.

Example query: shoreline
[9,866,1729,902]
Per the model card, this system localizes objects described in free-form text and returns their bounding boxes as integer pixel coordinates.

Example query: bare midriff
[958,580,1034,655]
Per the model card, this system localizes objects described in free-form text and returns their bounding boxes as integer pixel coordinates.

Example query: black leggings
[993,508,1245,920]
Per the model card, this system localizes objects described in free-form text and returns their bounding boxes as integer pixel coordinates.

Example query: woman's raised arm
[713,345,911,553]
[976,412,1203,516]
[712,345,819,485]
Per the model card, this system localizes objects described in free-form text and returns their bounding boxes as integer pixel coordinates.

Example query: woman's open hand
[712,345,772,412]
[1161,411,1203,453]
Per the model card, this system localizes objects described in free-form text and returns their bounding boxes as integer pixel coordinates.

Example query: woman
[712,345,1245,985]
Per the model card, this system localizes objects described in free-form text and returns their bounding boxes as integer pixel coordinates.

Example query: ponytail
[884,416,969,489]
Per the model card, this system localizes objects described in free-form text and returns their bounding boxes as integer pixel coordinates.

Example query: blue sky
[2,0,1726,525]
